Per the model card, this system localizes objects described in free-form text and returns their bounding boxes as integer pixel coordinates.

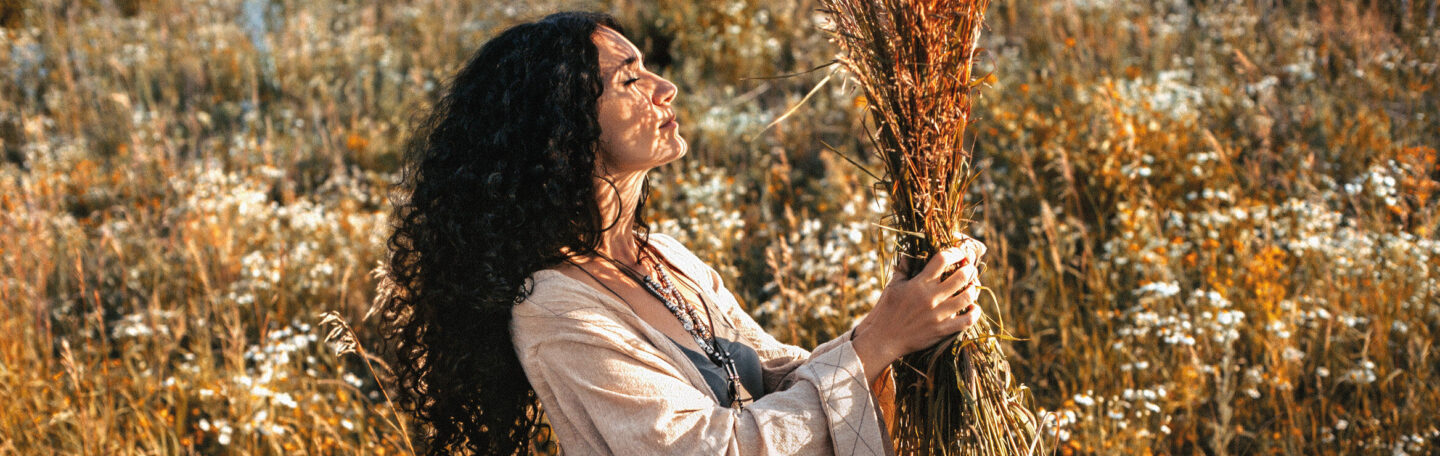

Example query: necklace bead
[592,237,750,408]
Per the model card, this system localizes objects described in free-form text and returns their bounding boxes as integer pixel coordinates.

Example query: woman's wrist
[849,323,895,384]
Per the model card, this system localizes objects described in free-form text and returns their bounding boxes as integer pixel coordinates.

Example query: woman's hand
[851,240,986,384]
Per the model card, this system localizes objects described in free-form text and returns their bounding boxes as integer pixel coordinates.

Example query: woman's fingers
[944,304,982,333]
[902,239,986,284]
[963,285,980,310]
[937,281,979,314]
[918,247,965,281]
[890,256,915,283]
[938,264,977,298]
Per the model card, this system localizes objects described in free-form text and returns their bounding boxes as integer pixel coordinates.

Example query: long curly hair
[378,12,650,455]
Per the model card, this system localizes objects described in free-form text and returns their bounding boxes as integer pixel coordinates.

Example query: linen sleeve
[700,266,871,384]
[514,312,890,456]
[703,265,899,438]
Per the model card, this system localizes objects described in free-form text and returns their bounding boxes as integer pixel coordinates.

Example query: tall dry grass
[0,0,1436,454]
[814,0,1041,454]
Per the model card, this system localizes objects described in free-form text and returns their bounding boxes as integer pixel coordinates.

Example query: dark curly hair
[378,12,649,455]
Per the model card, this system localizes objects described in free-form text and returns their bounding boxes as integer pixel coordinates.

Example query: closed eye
[623,77,640,86]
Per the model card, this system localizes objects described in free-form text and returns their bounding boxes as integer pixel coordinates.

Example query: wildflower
[217,422,234,445]
[1133,281,1180,298]
[274,392,298,408]
[342,372,365,388]
[1268,321,1291,339]
[1345,360,1378,384]
[1216,310,1244,326]
[1283,347,1305,362]
[253,409,269,426]
[1392,321,1410,334]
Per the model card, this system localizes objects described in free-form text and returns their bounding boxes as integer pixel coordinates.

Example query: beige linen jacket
[511,233,894,455]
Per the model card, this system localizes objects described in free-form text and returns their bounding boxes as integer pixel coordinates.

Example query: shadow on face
[592,26,687,177]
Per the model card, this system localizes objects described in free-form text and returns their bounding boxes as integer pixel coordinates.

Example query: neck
[591,170,647,266]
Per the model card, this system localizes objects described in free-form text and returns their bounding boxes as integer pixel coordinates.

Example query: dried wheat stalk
[815,0,1044,454]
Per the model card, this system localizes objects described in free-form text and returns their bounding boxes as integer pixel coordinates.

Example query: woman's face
[592,26,686,175]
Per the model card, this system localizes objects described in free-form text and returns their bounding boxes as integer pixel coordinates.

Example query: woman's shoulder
[514,268,608,318]
[645,232,714,281]
[645,231,688,256]
[511,269,636,350]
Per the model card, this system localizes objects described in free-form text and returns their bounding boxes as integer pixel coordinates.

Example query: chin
[657,138,688,165]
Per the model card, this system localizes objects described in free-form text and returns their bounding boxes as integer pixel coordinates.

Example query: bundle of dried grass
[815,0,1044,454]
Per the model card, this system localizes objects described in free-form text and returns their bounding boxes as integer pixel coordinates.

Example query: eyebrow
[610,56,639,75]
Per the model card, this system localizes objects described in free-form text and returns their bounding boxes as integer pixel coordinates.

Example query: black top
[668,335,767,405]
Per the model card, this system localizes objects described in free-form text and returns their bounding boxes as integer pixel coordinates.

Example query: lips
[659,112,677,129]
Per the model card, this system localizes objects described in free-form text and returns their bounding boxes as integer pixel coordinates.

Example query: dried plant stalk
[815,0,1044,454]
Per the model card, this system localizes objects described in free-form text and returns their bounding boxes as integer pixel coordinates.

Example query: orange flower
[345,133,370,153]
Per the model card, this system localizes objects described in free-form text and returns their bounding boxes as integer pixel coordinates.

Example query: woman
[379,11,986,455]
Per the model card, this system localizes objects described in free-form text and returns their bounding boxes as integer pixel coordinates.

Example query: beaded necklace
[589,237,754,410]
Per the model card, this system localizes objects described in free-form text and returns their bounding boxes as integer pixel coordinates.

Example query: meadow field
[1,0,1436,454]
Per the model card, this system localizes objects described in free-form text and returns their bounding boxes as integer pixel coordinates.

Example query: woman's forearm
[851,323,898,385]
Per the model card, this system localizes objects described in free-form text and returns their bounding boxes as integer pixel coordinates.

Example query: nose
[653,76,677,106]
